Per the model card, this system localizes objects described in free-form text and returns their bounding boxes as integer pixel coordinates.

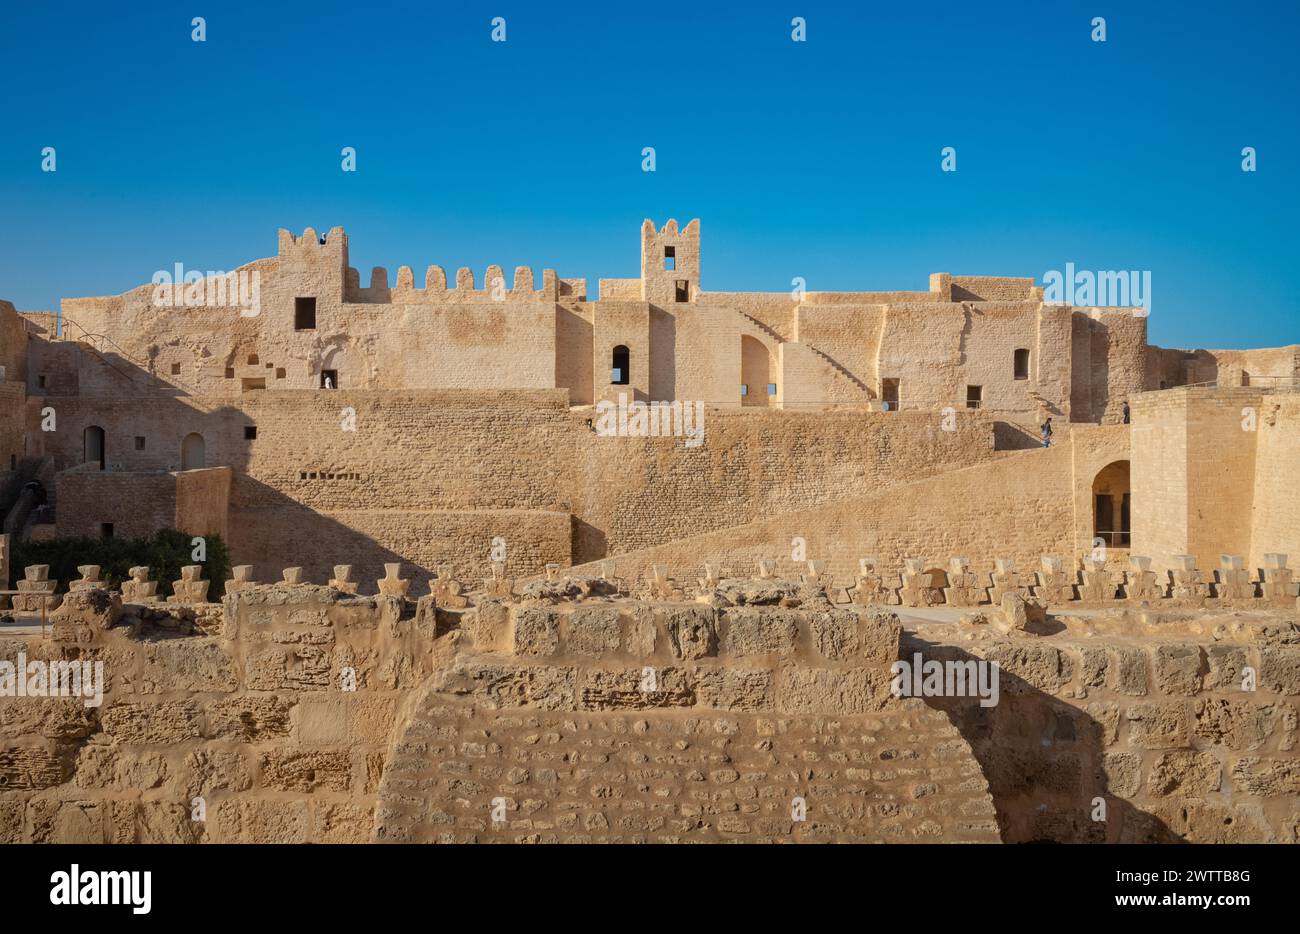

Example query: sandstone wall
[918,617,1300,843]
[5,582,1297,844]
[37,391,1004,584]
[1131,387,1300,573]
[0,586,439,843]
[1252,394,1300,571]
[376,598,1002,843]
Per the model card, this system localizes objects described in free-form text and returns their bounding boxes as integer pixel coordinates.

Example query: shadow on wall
[228,474,433,589]
[907,632,1181,843]
[47,393,446,589]
[992,420,1042,451]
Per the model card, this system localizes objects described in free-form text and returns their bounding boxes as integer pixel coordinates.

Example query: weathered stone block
[512,606,561,656]
[721,607,798,656]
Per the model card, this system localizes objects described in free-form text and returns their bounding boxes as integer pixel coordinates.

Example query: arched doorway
[1092,460,1130,547]
[83,426,105,470]
[741,335,772,407]
[181,432,206,470]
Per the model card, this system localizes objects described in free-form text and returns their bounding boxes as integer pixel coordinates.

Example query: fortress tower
[640,218,699,305]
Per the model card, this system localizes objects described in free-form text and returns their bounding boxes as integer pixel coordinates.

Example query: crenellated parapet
[346,263,561,303]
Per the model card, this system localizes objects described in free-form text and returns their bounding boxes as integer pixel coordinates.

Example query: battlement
[344,264,562,304]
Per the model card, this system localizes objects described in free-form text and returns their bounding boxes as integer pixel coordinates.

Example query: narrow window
[37,375,47,388]
[321,369,338,389]
[664,245,676,271]
[275,367,286,379]
[966,385,982,409]
[244,425,257,440]
[611,346,630,385]
[134,436,146,451]
[881,378,900,412]
[1013,348,1030,380]
[99,523,114,540]
[767,383,777,396]
[170,362,182,375]
[224,367,235,379]
[295,296,317,330]
[740,383,749,397]
[675,280,689,302]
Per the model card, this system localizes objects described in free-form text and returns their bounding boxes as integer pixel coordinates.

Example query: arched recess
[181,432,206,470]
[1092,460,1130,548]
[83,425,105,470]
[741,335,772,407]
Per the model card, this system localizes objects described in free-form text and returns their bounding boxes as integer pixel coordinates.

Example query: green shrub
[10,529,231,597]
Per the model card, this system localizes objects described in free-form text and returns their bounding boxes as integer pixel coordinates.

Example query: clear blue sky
[1,0,1295,350]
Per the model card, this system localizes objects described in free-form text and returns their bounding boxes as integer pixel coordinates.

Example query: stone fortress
[0,218,1298,844]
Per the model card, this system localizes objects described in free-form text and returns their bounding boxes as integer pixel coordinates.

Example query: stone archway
[1092,460,1130,548]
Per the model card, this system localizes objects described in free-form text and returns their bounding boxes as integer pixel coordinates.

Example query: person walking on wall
[1041,417,1053,448]
[1122,401,1131,424]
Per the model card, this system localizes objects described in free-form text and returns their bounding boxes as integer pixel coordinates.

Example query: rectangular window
[664,246,676,271]
[295,296,317,330]
[674,280,689,303]
[241,377,266,392]
[276,367,286,379]
[134,436,146,451]
[321,369,338,389]
[966,385,982,409]
[244,425,257,440]
[1013,348,1030,380]
[37,375,47,388]
[99,522,114,540]
[740,383,749,397]
[767,383,777,396]
[170,362,182,375]
[224,367,235,379]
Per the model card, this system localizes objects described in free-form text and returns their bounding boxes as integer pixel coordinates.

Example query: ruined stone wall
[915,614,1300,843]
[5,579,1296,844]
[376,599,1000,843]
[0,586,438,843]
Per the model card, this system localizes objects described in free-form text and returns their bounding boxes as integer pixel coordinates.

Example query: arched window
[83,426,105,470]
[1013,348,1030,380]
[181,432,206,470]
[611,345,630,385]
